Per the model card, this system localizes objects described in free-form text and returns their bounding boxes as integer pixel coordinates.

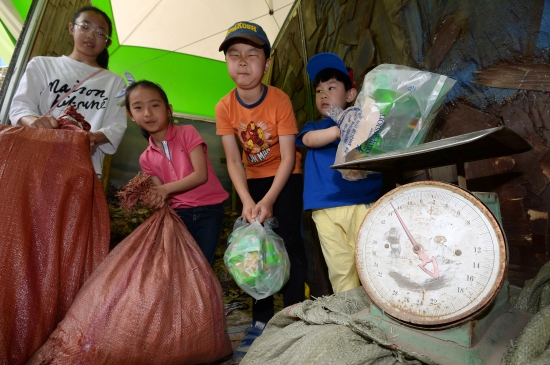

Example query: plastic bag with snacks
[224,217,290,300]
[331,64,456,180]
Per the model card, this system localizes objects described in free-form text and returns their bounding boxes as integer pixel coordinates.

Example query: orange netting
[57,105,92,131]
[28,179,232,363]
[0,125,110,365]
[116,170,152,213]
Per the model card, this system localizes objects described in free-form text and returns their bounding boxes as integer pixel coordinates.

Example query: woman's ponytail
[97,48,109,69]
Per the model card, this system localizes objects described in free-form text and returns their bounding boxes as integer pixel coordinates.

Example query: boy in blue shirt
[296,53,383,294]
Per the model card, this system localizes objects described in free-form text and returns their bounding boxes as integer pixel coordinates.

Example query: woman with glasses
[9,5,126,179]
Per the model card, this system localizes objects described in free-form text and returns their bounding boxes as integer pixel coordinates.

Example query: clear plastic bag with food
[330,64,456,180]
[224,217,290,300]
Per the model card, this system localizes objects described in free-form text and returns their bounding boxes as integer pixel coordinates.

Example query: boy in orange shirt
[215,21,308,362]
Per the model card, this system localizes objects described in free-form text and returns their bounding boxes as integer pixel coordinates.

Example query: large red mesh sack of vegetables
[28,172,233,364]
[0,123,110,365]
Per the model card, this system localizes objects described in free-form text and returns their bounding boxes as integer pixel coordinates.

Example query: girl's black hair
[313,68,353,91]
[73,6,112,69]
[124,80,173,140]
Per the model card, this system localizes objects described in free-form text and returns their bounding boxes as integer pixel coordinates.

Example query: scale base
[353,284,532,364]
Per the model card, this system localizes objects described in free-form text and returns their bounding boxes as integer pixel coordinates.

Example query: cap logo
[227,22,257,36]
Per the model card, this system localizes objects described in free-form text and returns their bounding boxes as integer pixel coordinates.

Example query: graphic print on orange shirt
[238,121,272,163]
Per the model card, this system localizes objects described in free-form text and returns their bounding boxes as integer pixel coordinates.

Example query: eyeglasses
[74,22,110,42]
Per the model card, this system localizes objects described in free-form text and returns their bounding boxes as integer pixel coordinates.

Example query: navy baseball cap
[219,21,271,55]
[306,52,355,87]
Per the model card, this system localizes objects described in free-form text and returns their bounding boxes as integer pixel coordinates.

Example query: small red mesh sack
[27,180,233,364]
[57,105,92,131]
[0,125,110,365]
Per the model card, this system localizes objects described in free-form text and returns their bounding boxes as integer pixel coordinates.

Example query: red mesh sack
[27,203,233,364]
[0,125,110,365]
[57,105,92,131]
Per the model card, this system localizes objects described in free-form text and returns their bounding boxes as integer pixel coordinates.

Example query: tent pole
[296,0,315,122]
[0,0,47,125]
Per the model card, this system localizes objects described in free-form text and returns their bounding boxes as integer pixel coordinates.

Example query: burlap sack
[28,205,232,364]
[0,125,110,365]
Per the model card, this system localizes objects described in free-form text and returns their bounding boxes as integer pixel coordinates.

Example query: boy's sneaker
[232,321,266,363]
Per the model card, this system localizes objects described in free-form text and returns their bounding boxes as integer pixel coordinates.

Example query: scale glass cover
[356,181,507,328]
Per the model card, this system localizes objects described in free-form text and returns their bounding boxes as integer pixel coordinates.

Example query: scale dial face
[356,181,507,327]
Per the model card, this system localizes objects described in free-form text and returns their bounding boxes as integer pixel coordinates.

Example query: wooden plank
[302,0,317,41]
[288,38,304,74]
[523,144,550,195]
[296,109,307,128]
[500,200,532,246]
[40,2,55,54]
[293,67,304,94]
[338,0,360,45]
[530,93,550,143]
[436,103,501,139]
[421,15,461,72]
[466,157,515,180]
[306,22,322,66]
[29,0,88,59]
[527,209,548,235]
[361,0,375,30]
[291,87,306,115]
[541,150,550,179]
[281,65,297,98]
[271,50,280,84]
[371,12,395,64]
[327,8,336,36]
[350,29,375,80]
[494,184,527,201]
[276,38,289,87]
[426,165,456,184]
[501,200,529,220]
[472,64,550,91]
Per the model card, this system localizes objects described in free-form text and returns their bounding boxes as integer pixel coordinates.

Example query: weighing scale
[331,126,534,365]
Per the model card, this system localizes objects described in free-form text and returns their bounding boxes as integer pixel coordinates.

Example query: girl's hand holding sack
[224,216,290,300]
[56,105,91,131]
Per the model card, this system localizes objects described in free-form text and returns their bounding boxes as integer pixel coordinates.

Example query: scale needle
[390,202,439,279]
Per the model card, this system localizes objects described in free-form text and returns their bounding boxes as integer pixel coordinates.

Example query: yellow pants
[312,204,370,294]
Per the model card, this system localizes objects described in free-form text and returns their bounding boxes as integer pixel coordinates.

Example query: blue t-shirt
[296,118,383,210]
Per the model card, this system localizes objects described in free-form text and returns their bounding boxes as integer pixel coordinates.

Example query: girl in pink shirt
[125,80,229,265]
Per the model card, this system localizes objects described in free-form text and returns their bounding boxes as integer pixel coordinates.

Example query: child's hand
[143,190,163,209]
[86,131,97,150]
[252,199,274,223]
[26,115,59,129]
[150,185,169,202]
[143,186,169,209]
[241,197,258,223]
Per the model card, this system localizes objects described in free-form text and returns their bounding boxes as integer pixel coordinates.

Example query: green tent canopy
[3,0,294,187]
[5,0,293,119]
